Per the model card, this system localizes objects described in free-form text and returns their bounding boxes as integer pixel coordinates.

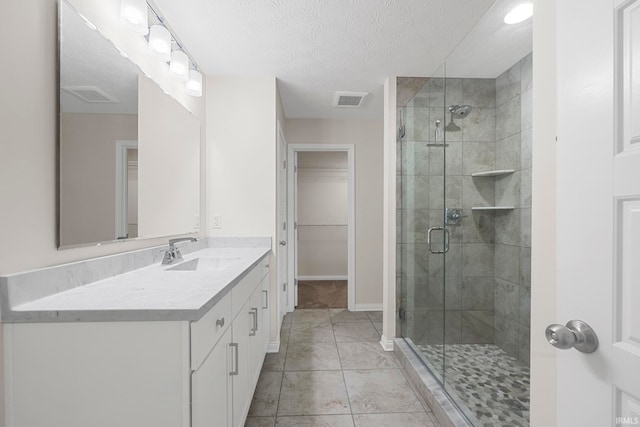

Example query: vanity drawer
[258,256,270,280]
[191,291,231,371]
[231,263,262,320]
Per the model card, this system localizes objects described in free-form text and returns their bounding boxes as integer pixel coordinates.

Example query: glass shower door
[397,63,447,382]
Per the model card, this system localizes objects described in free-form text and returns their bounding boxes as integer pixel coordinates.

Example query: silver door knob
[545,320,598,354]
[279,240,286,246]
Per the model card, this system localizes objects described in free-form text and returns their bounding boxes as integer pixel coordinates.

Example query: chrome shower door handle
[427,226,450,254]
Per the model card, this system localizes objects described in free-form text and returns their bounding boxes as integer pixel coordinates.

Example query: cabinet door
[231,299,253,427]
[192,326,232,427]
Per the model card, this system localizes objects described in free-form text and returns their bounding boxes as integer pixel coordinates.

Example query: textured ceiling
[152,0,497,119]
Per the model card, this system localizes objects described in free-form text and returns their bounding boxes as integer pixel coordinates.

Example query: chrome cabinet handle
[279,240,287,246]
[427,226,450,254]
[229,343,239,375]
[545,320,598,353]
[249,308,258,336]
[216,317,225,328]
[262,290,269,309]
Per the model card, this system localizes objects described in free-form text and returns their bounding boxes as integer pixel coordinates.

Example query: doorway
[287,144,355,312]
[115,140,138,240]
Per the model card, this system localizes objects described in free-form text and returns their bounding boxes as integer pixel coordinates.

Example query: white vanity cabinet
[3,256,270,427]
[167,255,270,427]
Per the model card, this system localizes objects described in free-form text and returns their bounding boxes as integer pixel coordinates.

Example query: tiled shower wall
[397,53,532,365]
[493,53,532,365]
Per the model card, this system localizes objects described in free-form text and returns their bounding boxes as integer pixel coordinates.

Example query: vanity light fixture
[120,0,202,97]
[120,0,149,35]
[148,24,171,62]
[185,69,203,97]
[169,50,190,81]
[504,3,533,24]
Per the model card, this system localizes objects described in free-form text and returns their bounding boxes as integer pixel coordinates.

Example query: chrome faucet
[162,237,197,265]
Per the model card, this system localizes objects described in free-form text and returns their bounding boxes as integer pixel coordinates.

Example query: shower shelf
[471,206,515,211]
[471,169,515,177]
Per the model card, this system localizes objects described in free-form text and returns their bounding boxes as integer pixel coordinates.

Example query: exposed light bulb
[504,3,533,24]
[120,0,149,35]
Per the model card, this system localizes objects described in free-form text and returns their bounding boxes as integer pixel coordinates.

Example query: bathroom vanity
[0,241,271,427]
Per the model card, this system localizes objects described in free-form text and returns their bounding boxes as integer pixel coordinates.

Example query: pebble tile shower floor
[244,309,440,427]
[418,344,530,427]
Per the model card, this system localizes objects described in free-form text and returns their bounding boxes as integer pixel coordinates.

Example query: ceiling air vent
[334,91,368,108]
[62,86,118,103]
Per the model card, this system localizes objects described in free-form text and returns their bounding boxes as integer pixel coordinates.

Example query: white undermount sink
[166,257,241,272]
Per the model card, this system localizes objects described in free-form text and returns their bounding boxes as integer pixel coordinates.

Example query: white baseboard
[297,275,348,281]
[267,341,280,353]
[352,303,383,311]
[380,335,394,351]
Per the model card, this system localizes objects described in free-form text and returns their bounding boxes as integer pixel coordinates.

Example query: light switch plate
[212,215,222,229]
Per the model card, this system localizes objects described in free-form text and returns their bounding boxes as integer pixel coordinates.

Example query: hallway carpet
[244,309,441,427]
[296,281,347,309]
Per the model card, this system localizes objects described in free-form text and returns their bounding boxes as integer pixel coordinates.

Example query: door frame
[276,121,288,329]
[286,144,356,311]
[530,1,557,424]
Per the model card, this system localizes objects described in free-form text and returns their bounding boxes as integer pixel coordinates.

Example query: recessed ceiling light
[504,3,533,24]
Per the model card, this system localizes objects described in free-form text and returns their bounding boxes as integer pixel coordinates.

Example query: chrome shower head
[448,105,472,119]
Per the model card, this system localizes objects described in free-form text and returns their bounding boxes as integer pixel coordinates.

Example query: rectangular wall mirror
[58,1,200,248]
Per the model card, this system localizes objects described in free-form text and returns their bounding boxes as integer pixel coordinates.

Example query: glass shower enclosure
[397,50,532,425]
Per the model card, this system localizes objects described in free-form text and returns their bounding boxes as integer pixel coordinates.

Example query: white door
[556,0,640,425]
[277,122,289,320]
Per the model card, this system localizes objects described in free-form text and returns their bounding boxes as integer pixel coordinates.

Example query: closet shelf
[471,206,515,211]
[471,169,515,177]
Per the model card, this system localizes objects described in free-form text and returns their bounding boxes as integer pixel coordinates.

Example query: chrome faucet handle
[173,248,184,263]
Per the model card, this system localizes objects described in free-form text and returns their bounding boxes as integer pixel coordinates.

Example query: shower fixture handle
[545,320,598,354]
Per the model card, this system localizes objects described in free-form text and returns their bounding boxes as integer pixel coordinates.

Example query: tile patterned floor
[245,309,441,427]
[418,344,530,427]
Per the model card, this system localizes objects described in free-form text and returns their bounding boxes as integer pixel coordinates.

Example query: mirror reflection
[59,1,200,248]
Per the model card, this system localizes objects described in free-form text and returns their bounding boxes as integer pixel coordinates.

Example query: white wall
[206,76,278,341]
[284,118,384,307]
[530,0,557,424]
[138,76,200,238]
[382,77,397,348]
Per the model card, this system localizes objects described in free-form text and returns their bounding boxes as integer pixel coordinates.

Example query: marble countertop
[6,247,270,323]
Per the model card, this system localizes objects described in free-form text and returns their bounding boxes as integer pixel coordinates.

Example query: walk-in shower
[396,47,532,427]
